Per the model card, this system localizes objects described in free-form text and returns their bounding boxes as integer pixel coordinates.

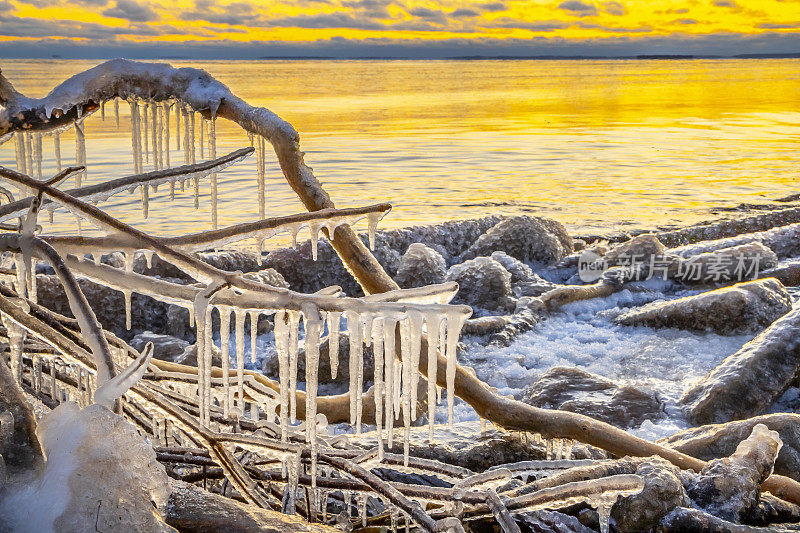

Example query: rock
[573,239,587,252]
[603,234,666,266]
[242,267,289,289]
[165,480,336,532]
[517,510,595,532]
[166,304,193,341]
[614,278,792,335]
[0,403,174,532]
[0,360,42,474]
[35,274,170,341]
[521,367,664,429]
[681,306,800,425]
[446,257,515,312]
[459,216,572,265]
[514,278,558,298]
[129,331,190,362]
[675,242,778,284]
[669,221,800,260]
[347,421,605,472]
[661,413,800,481]
[490,251,535,283]
[395,243,447,289]
[611,458,689,532]
[687,424,782,522]
[176,342,222,368]
[262,331,374,387]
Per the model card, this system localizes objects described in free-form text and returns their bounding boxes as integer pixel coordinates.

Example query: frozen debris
[395,243,447,289]
[661,413,800,482]
[446,257,515,313]
[0,360,43,473]
[0,404,173,533]
[459,216,572,265]
[520,367,664,430]
[490,251,536,284]
[129,331,190,362]
[687,424,782,522]
[610,458,689,532]
[681,306,800,425]
[669,222,800,260]
[602,234,666,266]
[614,278,792,335]
[674,242,778,284]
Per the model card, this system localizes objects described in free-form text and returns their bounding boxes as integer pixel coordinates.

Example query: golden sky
[0,0,799,56]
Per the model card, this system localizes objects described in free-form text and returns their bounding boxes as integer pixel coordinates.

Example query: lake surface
[1,58,798,245]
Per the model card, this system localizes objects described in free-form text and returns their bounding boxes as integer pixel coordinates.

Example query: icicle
[175,101,181,150]
[150,102,158,170]
[209,118,218,229]
[366,211,381,250]
[54,131,62,173]
[346,311,363,432]
[199,117,204,160]
[426,313,440,443]
[190,112,198,207]
[248,310,258,364]
[234,309,246,410]
[14,133,26,176]
[359,494,367,527]
[445,312,467,427]
[288,310,300,423]
[383,319,396,448]
[114,98,120,128]
[399,318,413,465]
[203,308,213,424]
[372,318,385,460]
[327,311,340,379]
[100,99,105,121]
[220,307,232,417]
[143,102,149,164]
[50,358,58,402]
[163,102,171,171]
[309,221,321,260]
[274,310,290,441]
[123,290,132,330]
[156,103,164,171]
[33,133,42,180]
[407,311,423,421]
[284,451,301,515]
[24,133,33,182]
[7,321,25,386]
[257,136,266,219]
[302,303,322,487]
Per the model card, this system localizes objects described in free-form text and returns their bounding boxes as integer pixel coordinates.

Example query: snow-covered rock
[520,367,664,429]
[614,278,792,335]
[687,424,782,522]
[675,242,778,284]
[242,267,289,289]
[446,257,515,312]
[490,251,534,283]
[395,243,447,289]
[604,234,666,266]
[0,403,173,532]
[681,306,800,424]
[612,458,689,532]
[661,413,800,481]
[459,216,572,265]
[129,331,190,362]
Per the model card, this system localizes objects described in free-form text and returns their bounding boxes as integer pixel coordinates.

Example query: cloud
[180,2,257,26]
[558,0,598,16]
[579,22,652,32]
[603,1,625,15]
[407,7,447,25]
[484,17,571,31]
[757,22,800,28]
[260,13,385,30]
[673,18,699,24]
[451,8,479,17]
[102,0,157,22]
[481,1,508,11]
[713,0,737,6]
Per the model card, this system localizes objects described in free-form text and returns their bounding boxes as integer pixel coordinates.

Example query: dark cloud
[713,0,737,6]
[558,0,598,16]
[579,22,652,32]
[484,17,571,31]
[2,31,800,60]
[451,8,479,17]
[17,0,109,6]
[603,1,625,16]
[340,0,394,19]
[757,22,800,28]
[481,2,508,11]
[674,18,699,24]
[102,0,157,22]
[673,7,690,13]
[181,2,257,26]
[261,13,385,30]
[407,7,447,25]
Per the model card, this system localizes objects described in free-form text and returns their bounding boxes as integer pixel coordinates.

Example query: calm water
[1,58,798,244]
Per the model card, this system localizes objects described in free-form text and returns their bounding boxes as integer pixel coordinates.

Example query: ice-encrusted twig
[0,148,253,224]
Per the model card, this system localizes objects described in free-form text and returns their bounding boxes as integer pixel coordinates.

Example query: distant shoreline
[2,53,800,61]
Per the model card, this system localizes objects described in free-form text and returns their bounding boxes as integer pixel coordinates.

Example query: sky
[0,0,799,58]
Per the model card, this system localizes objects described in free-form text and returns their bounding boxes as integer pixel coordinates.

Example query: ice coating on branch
[94,343,153,408]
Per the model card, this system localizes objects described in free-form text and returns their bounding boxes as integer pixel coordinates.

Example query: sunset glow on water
[1,58,798,244]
